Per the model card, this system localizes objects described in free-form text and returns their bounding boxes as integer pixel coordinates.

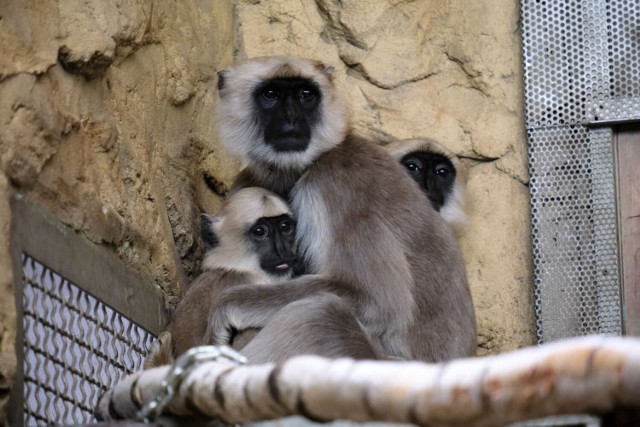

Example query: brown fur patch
[274,63,299,79]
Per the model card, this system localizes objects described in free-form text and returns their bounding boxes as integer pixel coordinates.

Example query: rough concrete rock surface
[0,2,235,419]
[0,0,535,421]
[1,0,235,291]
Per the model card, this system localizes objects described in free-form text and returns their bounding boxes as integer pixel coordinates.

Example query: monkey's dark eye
[435,166,450,177]
[279,220,294,234]
[262,89,279,99]
[299,89,315,100]
[405,162,421,173]
[250,225,268,239]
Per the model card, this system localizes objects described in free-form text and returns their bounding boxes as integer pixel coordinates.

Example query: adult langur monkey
[144,187,378,368]
[211,56,477,362]
[385,138,467,236]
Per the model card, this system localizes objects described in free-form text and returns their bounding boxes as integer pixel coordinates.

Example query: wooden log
[96,336,640,426]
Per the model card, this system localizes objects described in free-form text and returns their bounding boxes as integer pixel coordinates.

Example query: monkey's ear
[201,214,221,250]
[217,70,228,92]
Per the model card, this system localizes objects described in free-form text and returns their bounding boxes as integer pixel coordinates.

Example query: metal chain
[136,345,248,422]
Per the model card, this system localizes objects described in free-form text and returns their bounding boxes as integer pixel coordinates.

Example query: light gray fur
[205,275,386,361]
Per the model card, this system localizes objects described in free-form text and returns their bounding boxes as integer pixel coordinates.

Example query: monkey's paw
[144,331,174,369]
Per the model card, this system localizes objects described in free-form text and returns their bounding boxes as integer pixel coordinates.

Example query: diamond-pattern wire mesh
[21,253,155,425]
[520,0,629,344]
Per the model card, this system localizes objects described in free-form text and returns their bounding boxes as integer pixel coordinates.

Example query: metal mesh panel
[592,0,640,122]
[21,253,155,425]
[520,0,628,344]
[521,0,640,127]
[527,126,621,342]
[520,2,592,127]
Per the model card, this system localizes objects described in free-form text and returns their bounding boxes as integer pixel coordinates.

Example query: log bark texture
[96,336,640,426]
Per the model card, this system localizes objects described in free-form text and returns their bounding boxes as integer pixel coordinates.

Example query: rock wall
[0,0,535,422]
[0,1,235,422]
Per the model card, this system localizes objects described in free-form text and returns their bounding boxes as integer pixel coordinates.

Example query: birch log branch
[96,336,640,426]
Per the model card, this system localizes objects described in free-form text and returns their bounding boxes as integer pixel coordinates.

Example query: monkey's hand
[207,275,356,345]
[143,331,174,369]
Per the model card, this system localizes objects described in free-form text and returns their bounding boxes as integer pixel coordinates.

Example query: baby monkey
[144,187,301,368]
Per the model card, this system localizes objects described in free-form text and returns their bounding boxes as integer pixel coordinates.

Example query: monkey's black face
[252,78,322,153]
[247,214,301,276]
[400,152,456,211]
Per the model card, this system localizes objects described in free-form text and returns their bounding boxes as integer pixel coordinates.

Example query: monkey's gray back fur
[236,135,477,361]
[298,135,476,360]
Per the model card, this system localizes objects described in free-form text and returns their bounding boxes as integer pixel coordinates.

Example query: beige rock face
[0,0,534,420]
[0,1,235,419]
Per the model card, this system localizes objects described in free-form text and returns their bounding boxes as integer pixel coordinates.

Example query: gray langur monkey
[211,56,477,362]
[144,187,301,368]
[385,138,467,235]
[144,186,379,368]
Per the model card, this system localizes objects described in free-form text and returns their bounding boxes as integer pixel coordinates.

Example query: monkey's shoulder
[304,134,428,202]
[316,134,393,169]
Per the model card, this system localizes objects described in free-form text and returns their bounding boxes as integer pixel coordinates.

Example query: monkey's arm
[169,270,249,356]
[207,275,358,345]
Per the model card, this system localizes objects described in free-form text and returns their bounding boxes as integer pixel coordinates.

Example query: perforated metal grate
[521,0,640,127]
[527,126,621,342]
[593,0,640,123]
[520,0,635,344]
[21,253,155,425]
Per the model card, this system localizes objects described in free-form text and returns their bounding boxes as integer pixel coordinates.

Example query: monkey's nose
[281,122,296,133]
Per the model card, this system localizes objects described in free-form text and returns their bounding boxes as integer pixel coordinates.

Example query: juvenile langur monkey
[145,187,378,367]
[385,138,467,235]
[211,56,477,362]
[144,187,301,368]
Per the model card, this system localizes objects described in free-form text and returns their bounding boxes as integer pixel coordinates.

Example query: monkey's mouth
[263,261,295,276]
[267,134,310,152]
